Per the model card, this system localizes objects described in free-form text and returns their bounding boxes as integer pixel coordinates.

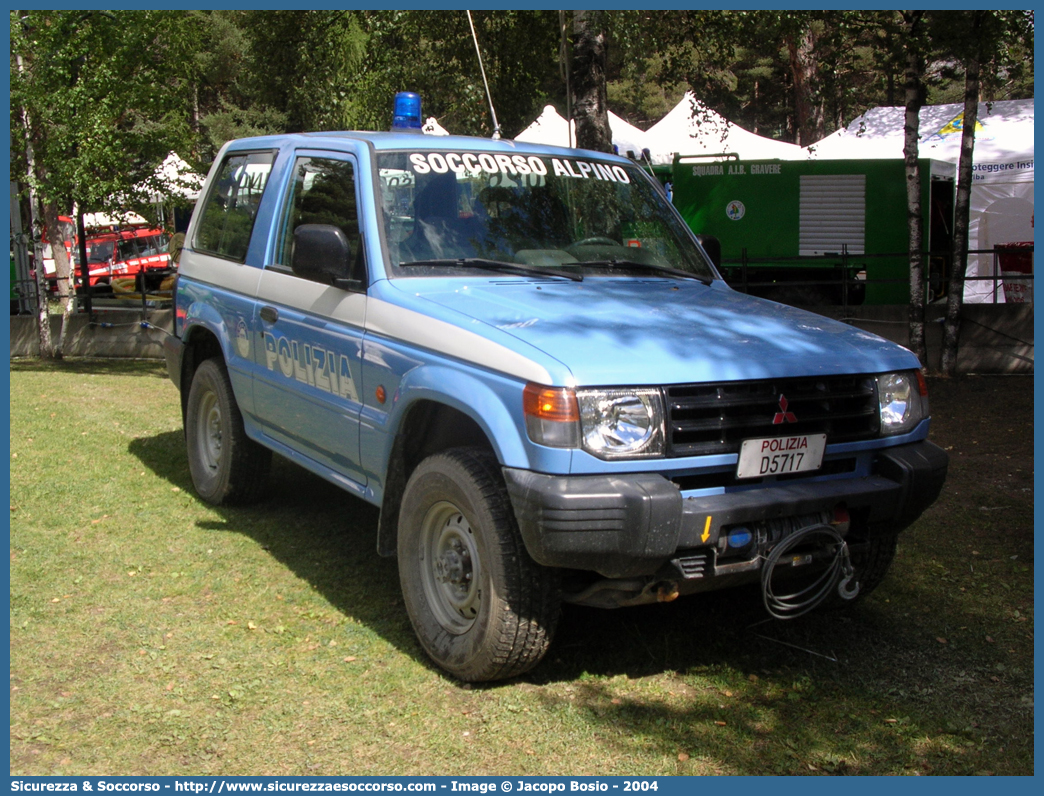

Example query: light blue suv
[165,130,948,681]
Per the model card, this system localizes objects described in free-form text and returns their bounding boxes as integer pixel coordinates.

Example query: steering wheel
[569,236,618,248]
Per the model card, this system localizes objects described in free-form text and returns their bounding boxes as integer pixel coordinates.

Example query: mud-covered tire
[821,530,899,610]
[185,357,271,505]
[397,448,560,682]
[847,530,899,599]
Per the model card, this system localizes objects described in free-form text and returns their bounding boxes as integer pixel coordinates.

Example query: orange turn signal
[915,369,928,397]
[523,384,579,423]
[523,384,580,448]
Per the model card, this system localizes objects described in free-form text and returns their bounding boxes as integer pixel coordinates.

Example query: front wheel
[397,448,560,682]
[846,530,899,599]
[817,529,900,612]
[185,357,271,505]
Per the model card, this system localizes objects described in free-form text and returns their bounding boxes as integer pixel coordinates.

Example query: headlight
[577,388,665,459]
[876,370,928,435]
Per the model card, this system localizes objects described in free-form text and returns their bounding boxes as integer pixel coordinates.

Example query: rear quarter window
[194,151,276,262]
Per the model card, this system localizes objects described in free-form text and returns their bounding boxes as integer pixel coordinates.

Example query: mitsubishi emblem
[773,394,797,424]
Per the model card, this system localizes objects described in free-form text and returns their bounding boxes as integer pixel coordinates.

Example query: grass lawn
[9,360,1034,776]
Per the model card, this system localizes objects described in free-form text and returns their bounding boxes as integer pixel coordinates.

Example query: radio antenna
[467,10,501,140]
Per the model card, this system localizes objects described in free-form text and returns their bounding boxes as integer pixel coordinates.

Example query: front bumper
[504,440,948,579]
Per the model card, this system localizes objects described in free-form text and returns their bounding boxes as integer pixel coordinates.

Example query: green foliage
[240,10,367,134]
[10,10,195,213]
[606,52,687,130]
[9,9,1034,218]
[182,10,561,150]
[926,9,1035,103]
[185,10,291,153]
[345,11,562,138]
[606,10,1032,141]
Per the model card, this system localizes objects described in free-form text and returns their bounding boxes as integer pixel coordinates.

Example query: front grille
[665,375,878,457]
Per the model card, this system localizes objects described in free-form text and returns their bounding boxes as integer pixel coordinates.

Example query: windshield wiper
[399,258,583,282]
[580,259,714,285]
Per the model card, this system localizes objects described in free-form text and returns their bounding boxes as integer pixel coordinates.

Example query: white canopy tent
[129,152,206,235]
[81,211,150,229]
[516,97,805,167]
[643,92,805,165]
[514,104,573,145]
[145,152,205,203]
[605,112,650,159]
[422,117,450,135]
[806,99,1034,302]
[514,104,653,159]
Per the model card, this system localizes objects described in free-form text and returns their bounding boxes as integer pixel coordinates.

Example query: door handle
[260,306,279,324]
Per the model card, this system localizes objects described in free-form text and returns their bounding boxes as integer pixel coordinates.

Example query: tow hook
[837,544,860,601]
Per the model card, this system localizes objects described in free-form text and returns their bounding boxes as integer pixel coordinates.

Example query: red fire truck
[43,214,171,293]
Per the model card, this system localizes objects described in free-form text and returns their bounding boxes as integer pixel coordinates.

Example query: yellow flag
[936,112,985,137]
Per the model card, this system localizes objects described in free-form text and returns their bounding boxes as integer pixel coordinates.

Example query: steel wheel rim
[420,500,482,634]
[197,390,223,472]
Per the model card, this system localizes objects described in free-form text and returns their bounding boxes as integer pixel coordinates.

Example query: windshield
[376,151,716,281]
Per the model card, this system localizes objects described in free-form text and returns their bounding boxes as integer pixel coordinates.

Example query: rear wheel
[185,357,271,505]
[397,448,560,681]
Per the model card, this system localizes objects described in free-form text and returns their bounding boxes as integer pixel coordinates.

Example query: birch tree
[937,10,1033,375]
[10,9,194,357]
[901,10,929,366]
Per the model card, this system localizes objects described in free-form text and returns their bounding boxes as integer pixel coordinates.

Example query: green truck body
[671,156,956,305]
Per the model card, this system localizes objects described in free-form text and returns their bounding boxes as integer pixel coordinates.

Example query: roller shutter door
[799,174,865,255]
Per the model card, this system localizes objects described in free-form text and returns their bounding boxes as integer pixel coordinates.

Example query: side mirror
[291,224,354,285]
[696,234,722,270]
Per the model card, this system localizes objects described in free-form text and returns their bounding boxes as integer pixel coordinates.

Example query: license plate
[736,434,827,479]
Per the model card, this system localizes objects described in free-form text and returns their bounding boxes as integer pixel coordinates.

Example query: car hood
[396,277,919,386]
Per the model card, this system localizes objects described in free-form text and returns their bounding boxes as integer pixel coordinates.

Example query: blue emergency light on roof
[392,92,423,131]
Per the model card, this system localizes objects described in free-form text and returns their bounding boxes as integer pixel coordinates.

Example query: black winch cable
[760,523,859,620]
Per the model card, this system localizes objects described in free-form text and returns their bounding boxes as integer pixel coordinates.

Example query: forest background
[11,9,1034,204]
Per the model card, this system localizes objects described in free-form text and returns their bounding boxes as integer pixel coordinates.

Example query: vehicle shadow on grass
[533,591,1014,774]
[127,430,423,663]
[128,429,829,688]
[126,431,1026,774]
[11,357,170,378]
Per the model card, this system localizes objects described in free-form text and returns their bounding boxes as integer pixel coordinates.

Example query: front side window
[194,151,275,262]
[116,233,168,262]
[86,241,114,264]
[376,151,717,281]
[275,156,361,279]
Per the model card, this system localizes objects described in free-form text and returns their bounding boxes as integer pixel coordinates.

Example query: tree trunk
[571,10,612,153]
[940,45,981,376]
[902,13,927,367]
[42,200,73,297]
[559,10,572,140]
[42,201,75,358]
[16,52,54,358]
[28,192,54,359]
[786,28,825,147]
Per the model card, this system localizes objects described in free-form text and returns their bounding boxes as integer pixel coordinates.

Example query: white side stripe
[365,297,556,385]
[180,251,264,296]
[256,269,367,326]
